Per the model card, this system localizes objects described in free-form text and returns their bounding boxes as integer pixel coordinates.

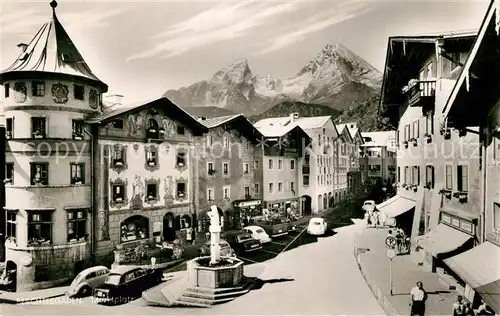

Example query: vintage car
[198,239,236,257]
[243,225,272,244]
[306,217,328,236]
[93,266,162,305]
[223,231,262,255]
[254,217,292,238]
[67,266,110,298]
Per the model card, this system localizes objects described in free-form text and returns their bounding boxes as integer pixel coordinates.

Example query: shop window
[6,117,13,139]
[457,165,468,191]
[32,81,45,97]
[27,211,52,245]
[445,165,453,190]
[74,84,85,100]
[426,165,435,188]
[254,183,259,195]
[177,182,186,199]
[67,210,87,242]
[70,163,85,185]
[223,162,229,175]
[30,162,49,185]
[181,215,192,229]
[6,211,17,241]
[5,163,14,185]
[120,215,149,243]
[176,125,185,135]
[243,163,249,174]
[72,120,84,139]
[31,117,46,139]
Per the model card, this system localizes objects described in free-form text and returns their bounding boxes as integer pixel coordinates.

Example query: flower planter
[459,193,468,203]
[424,134,432,143]
[159,129,165,134]
[148,161,156,166]
[33,134,44,139]
[73,136,83,140]
[403,141,408,148]
[114,161,124,167]
[149,129,157,133]
[115,197,123,202]
[178,163,184,167]
[73,180,82,185]
[413,186,418,192]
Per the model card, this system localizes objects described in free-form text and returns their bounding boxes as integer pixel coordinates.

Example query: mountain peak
[230,58,249,68]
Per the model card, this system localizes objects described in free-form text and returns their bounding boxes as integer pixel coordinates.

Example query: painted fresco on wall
[89,89,99,109]
[98,209,110,240]
[162,117,176,138]
[127,113,144,136]
[13,82,27,103]
[51,83,69,104]
[130,175,144,210]
[164,176,174,205]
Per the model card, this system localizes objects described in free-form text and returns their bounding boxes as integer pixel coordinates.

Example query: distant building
[359,131,397,185]
[337,122,364,194]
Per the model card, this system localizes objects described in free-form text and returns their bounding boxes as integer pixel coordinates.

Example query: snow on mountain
[164,43,382,116]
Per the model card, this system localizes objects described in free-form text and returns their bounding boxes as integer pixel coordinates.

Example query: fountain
[144,205,253,307]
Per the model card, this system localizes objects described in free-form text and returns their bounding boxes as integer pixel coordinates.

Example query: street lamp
[385,248,396,295]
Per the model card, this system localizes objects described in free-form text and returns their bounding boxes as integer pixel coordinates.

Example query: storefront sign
[237,200,261,208]
[441,214,451,224]
[451,218,460,227]
[440,211,476,236]
[460,221,473,234]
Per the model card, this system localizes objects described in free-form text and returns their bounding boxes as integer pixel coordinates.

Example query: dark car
[198,239,236,257]
[254,217,293,237]
[93,266,162,305]
[223,231,262,255]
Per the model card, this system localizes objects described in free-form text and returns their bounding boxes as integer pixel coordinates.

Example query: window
[176,125,185,135]
[244,186,250,197]
[426,165,435,188]
[113,146,125,166]
[405,125,410,141]
[397,167,401,182]
[412,121,419,138]
[243,140,248,150]
[291,182,295,192]
[4,83,10,98]
[223,137,229,148]
[207,188,214,201]
[425,113,434,135]
[70,163,85,184]
[6,117,13,138]
[72,120,84,139]
[254,183,259,195]
[146,148,157,166]
[426,61,434,78]
[278,159,282,170]
[290,160,295,170]
[223,186,230,199]
[457,165,468,191]
[31,117,46,138]
[278,182,283,192]
[112,183,125,202]
[223,162,229,175]
[74,84,84,100]
[31,81,45,96]
[28,211,52,244]
[146,184,157,200]
[254,160,259,169]
[176,182,186,198]
[207,162,214,174]
[445,165,453,190]
[6,211,16,240]
[303,175,309,186]
[451,52,461,70]
[67,210,87,242]
[243,163,249,174]
[176,152,186,166]
[268,159,273,169]
[111,120,123,129]
[30,162,48,185]
[412,166,420,185]
[494,203,500,231]
[206,135,212,147]
[269,182,274,193]
[304,153,310,165]
[404,166,409,183]
[5,163,14,184]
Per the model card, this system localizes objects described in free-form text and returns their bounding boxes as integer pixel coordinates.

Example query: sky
[0,0,491,103]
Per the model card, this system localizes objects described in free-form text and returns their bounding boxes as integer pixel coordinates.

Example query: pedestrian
[410,281,427,316]
[453,295,467,316]
[379,211,386,227]
[395,229,403,253]
[476,299,494,315]
[464,302,475,316]
[186,227,193,244]
[364,211,370,226]
[373,211,379,228]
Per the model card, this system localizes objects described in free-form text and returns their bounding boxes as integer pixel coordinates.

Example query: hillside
[249,101,341,122]
[182,106,236,118]
[334,95,392,132]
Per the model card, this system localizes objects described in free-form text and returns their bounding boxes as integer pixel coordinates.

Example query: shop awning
[418,223,472,256]
[377,195,416,218]
[444,242,500,313]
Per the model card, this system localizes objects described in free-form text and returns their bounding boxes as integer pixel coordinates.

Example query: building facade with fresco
[196,115,263,230]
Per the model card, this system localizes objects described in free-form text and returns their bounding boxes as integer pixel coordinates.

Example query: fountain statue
[207,205,221,265]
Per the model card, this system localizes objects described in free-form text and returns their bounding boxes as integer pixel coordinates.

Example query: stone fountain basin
[187,256,244,289]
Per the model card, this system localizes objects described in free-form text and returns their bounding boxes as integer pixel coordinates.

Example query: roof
[201,114,263,142]
[335,123,353,142]
[254,116,333,131]
[361,131,396,147]
[0,1,107,91]
[442,1,496,119]
[86,97,207,135]
[201,114,242,128]
[109,265,139,275]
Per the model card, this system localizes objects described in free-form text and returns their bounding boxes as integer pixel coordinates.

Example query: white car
[362,200,376,212]
[307,218,327,236]
[67,266,110,298]
[243,225,272,244]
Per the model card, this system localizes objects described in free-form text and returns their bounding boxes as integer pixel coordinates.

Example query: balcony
[404,80,436,109]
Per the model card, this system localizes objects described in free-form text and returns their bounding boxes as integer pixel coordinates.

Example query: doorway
[162,212,176,242]
[74,260,84,277]
[301,195,312,216]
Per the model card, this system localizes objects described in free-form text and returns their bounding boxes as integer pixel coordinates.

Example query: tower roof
[0,0,108,92]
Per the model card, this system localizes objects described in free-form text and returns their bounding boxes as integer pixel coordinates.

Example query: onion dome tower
[0,0,108,292]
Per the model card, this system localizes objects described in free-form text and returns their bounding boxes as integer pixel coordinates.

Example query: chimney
[290,112,299,122]
[103,94,124,107]
[198,117,207,121]
[17,43,28,53]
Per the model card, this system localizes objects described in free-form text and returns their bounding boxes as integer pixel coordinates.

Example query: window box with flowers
[401,78,419,94]
[453,191,468,203]
[208,169,216,176]
[439,188,452,200]
[412,184,418,192]
[424,182,432,190]
[409,138,418,147]
[32,130,45,139]
[403,141,408,148]
[440,125,451,140]
[424,133,432,143]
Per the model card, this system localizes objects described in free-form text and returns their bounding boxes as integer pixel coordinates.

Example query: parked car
[93,266,162,305]
[223,231,262,255]
[254,217,291,238]
[307,217,328,236]
[243,225,272,244]
[198,239,236,257]
[362,200,376,212]
[67,266,110,298]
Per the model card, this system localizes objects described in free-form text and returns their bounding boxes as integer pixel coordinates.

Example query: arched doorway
[5,261,17,292]
[323,194,327,210]
[301,195,312,216]
[328,192,333,208]
[317,195,322,213]
[163,212,176,242]
[120,215,149,243]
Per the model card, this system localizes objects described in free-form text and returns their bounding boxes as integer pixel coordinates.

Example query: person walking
[452,295,467,316]
[395,229,404,253]
[476,299,494,315]
[409,281,427,316]
[464,302,475,316]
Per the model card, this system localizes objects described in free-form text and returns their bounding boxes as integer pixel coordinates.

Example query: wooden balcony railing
[407,80,436,108]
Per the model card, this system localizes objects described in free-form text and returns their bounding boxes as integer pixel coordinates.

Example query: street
[3,220,384,315]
